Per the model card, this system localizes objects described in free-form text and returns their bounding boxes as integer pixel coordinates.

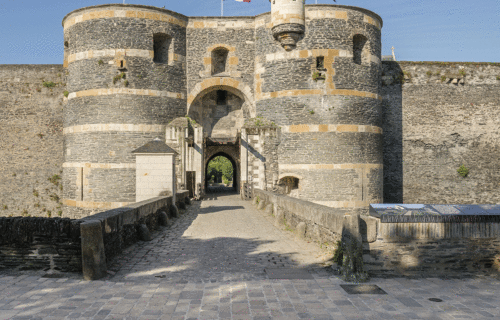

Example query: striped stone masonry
[67,88,185,100]
[63,8,187,30]
[281,124,383,134]
[65,49,186,65]
[62,199,134,209]
[63,124,165,135]
[63,162,136,169]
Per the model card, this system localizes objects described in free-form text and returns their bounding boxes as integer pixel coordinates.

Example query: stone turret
[269,0,305,51]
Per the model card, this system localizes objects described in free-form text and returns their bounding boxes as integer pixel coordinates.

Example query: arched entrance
[187,83,249,196]
[205,152,238,192]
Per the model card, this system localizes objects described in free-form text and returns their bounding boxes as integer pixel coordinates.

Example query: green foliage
[256,196,260,204]
[2,205,7,210]
[496,76,500,80]
[49,193,60,202]
[441,75,447,82]
[459,69,466,77]
[206,156,233,183]
[34,203,40,208]
[124,80,129,87]
[457,164,469,178]
[12,173,16,177]
[33,189,39,197]
[47,210,52,218]
[21,209,29,217]
[435,71,441,75]
[63,90,69,97]
[309,110,315,114]
[98,59,104,65]
[332,240,343,264]
[426,70,432,77]
[113,72,126,84]
[57,211,63,217]
[48,174,61,186]
[42,81,56,88]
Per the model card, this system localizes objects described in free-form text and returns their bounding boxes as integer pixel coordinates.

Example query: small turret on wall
[269,0,305,51]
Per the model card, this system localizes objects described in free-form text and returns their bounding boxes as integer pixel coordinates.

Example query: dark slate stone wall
[186,19,255,99]
[63,5,187,217]
[0,217,82,272]
[381,61,500,205]
[254,6,383,205]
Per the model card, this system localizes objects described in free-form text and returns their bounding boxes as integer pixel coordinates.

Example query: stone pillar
[194,126,204,197]
[240,128,248,197]
[81,220,107,280]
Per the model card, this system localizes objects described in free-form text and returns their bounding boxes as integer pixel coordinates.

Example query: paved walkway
[1,193,500,320]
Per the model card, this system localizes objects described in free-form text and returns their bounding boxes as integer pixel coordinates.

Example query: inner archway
[205,152,238,193]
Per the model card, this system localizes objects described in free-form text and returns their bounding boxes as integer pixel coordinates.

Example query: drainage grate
[265,268,314,279]
[340,284,387,294]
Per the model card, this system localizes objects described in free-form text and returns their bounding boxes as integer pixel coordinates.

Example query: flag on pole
[235,0,251,2]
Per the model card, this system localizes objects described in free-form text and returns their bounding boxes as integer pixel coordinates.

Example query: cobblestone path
[1,193,500,319]
[105,192,336,283]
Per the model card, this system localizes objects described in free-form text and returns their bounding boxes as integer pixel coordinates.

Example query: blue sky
[0,0,498,64]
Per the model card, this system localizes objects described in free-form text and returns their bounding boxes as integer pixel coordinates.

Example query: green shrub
[332,240,343,264]
[457,164,469,178]
[459,69,466,77]
[48,174,61,185]
[42,81,56,88]
[124,80,129,87]
[441,75,447,82]
[426,70,432,77]
[496,76,500,80]
[312,71,324,81]
[98,59,104,65]
[63,91,69,97]
[309,110,315,114]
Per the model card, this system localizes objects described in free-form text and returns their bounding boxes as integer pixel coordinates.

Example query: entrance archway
[205,151,238,192]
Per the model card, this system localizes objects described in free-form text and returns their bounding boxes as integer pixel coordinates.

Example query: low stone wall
[80,190,190,279]
[364,220,500,278]
[0,190,190,277]
[253,189,351,246]
[0,217,82,272]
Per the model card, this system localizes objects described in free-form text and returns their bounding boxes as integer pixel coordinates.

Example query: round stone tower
[255,4,384,214]
[269,0,306,51]
[61,4,188,217]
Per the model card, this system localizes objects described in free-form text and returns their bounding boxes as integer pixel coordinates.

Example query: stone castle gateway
[62,1,384,217]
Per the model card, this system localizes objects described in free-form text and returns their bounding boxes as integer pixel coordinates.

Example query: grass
[63,91,69,97]
[42,81,56,88]
[48,174,61,185]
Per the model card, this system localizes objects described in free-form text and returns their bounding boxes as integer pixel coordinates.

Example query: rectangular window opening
[217,90,227,105]
[316,56,325,69]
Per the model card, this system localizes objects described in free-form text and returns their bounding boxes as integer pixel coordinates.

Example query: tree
[206,156,233,183]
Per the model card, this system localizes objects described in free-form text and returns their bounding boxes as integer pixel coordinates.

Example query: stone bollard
[81,220,107,280]
[178,201,186,210]
[158,211,169,226]
[265,203,273,215]
[339,213,368,282]
[252,196,259,206]
[138,224,152,241]
[170,204,178,218]
[257,200,266,211]
[296,222,306,238]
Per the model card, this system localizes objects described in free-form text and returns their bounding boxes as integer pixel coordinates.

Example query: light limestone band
[63,9,187,29]
[63,124,165,135]
[279,163,383,170]
[281,124,382,134]
[68,88,185,100]
[256,89,382,101]
[66,49,185,64]
[63,162,136,169]
[62,199,134,209]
